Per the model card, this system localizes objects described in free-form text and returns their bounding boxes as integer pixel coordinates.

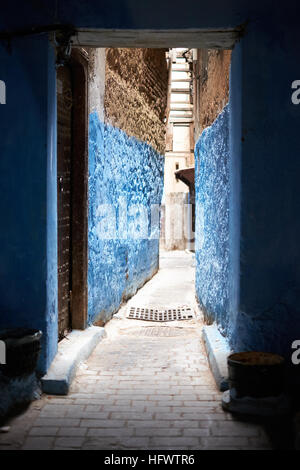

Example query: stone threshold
[202,324,231,391]
[41,326,106,395]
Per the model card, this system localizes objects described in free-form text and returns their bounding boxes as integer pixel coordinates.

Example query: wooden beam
[72,28,242,49]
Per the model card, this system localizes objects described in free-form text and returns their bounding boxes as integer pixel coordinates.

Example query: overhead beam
[72,28,243,50]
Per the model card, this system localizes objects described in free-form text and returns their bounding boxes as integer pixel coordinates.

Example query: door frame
[64,48,89,330]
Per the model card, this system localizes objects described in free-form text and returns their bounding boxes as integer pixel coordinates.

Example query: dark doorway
[57,64,73,340]
[56,49,88,341]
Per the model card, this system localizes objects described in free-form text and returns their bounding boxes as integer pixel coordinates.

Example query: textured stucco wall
[194,49,231,140]
[195,105,229,335]
[87,48,167,325]
[105,48,168,154]
[88,113,164,324]
[196,19,300,362]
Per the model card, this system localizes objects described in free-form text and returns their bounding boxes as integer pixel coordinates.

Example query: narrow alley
[1,1,300,455]
[0,252,271,450]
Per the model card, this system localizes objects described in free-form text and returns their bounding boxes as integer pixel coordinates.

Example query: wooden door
[57,66,73,341]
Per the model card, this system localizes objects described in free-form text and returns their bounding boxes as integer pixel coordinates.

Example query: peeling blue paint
[88,112,164,324]
[195,105,230,336]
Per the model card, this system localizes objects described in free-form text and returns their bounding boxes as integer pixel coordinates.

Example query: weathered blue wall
[88,112,164,324]
[229,18,300,358]
[195,105,230,335]
[196,17,300,360]
[0,36,57,374]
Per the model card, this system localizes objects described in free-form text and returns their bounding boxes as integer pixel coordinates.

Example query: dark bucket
[228,351,285,398]
[0,328,42,378]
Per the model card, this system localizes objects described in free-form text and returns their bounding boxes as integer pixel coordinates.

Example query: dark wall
[0,0,277,31]
[229,19,300,357]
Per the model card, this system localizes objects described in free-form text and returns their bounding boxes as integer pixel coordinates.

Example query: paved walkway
[0,251,271,450]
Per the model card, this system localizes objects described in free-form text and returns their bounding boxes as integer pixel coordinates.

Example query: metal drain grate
[127,306,194,322]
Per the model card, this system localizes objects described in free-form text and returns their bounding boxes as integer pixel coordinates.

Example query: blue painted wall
[195,105,230,335]
[0,36,57,374]
[88,112,164,324]
[229,18,300,358]
[196,17,300,360]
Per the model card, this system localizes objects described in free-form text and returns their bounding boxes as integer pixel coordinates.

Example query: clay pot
[228,351,285,398]
[0,329,42,377]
